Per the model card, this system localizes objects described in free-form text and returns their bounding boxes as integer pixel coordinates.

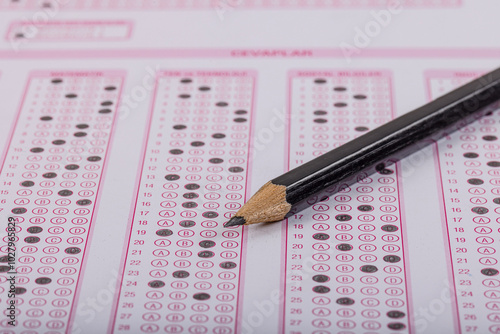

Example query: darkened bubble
[487,161,500,167]
[182,202,198,208]
[233,118,247,123]
[468,178,484,185]
[378,168,394,175]
[382,225,399,232]
[193,293,210,300]
[30,147,44,153]
[148,280,165,288]
[229,167,244,173]
[337,243,353,251]
[11,207,27,214]
[220,261,237,269]
[314,78,326,84]
[199,86,211,91]
[312,275,330,283]
[43,172,57,178]
[65,93,77,99]
[180,220,196,228]
[24,236,40,244]
[104,86,117,91]
[216,102,228,107]
[334,102,347,108]
[360,265,378,273]
[52,139,66,145]
[51,78,63,84]
[179,94,191,99]
[169,149,183,155]
[354,94,367,100]
[314,110,327,116]
[388,323,406,330]
[313,286,330,294]
[387,311,406,319]
[209,158,224,164]
[185,183,200,190]
[472,206,488,214]
[358,205,373,212]
[77,199,92,206]
[314,118,327,124]
[58,190,73,196]
[40,116,53,121]
[156,229,173,236]
[98,109,112,114]
[481,268,499,276]
[191,141,205,147]
[198,251,215,258]
[463,152,478,159]
[183,193,199,199]
[493,198,500,205]
[199,240,215,248]
[35,277,52,285]
[172,270,190,278]
[335,214,352,221]
[483,135,497,141]
[212,133,226,139]
[0,256,8,263]
[313,233,330,240]
[65,247,81,254]
[27,226,43,234]
[165,174,180,181]
[15,33,24,38]
[15,287,27,295]
[74,132,87,137]
[87,156,102,162]
[101,101,113,106]
[355,126,369,132]
[334,87,347,92]
[65,164,79,170]
[336,297,354,305]
[180,78,192,83]
[21,181,35,187]
[0,266,10,273]
[235,110,248,115]
[76,124,89,129]
[383,255,401,263]
[173,124,187,130]
[203,211,218,218]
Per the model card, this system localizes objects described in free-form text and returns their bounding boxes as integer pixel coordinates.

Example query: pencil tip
[224,216,246,228]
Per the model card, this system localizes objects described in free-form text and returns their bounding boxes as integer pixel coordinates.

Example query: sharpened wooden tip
[224,181,292,227]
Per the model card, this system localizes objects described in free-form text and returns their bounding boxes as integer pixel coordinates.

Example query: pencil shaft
[274,68,500,217]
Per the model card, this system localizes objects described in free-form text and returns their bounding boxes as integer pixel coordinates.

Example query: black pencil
[224,67,500,227]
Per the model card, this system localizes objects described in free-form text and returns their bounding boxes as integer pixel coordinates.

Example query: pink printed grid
[0,70,124,332]
[427,70,500,334]
[281,70,412,333]
[110,70,256,334]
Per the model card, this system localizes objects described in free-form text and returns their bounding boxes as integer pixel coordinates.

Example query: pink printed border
[3,48,500,60]
[108,69,258,334]
[5,20,133,42]
[0,70,125,334]
[424,69,485,334]
[281,69,414,333]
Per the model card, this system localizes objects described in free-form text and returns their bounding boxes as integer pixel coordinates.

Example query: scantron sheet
[0,1,500,333]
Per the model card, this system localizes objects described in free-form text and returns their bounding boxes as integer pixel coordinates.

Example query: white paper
[0,2,499,333]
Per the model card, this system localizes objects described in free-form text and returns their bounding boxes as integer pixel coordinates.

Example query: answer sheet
[0,1,500,333]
